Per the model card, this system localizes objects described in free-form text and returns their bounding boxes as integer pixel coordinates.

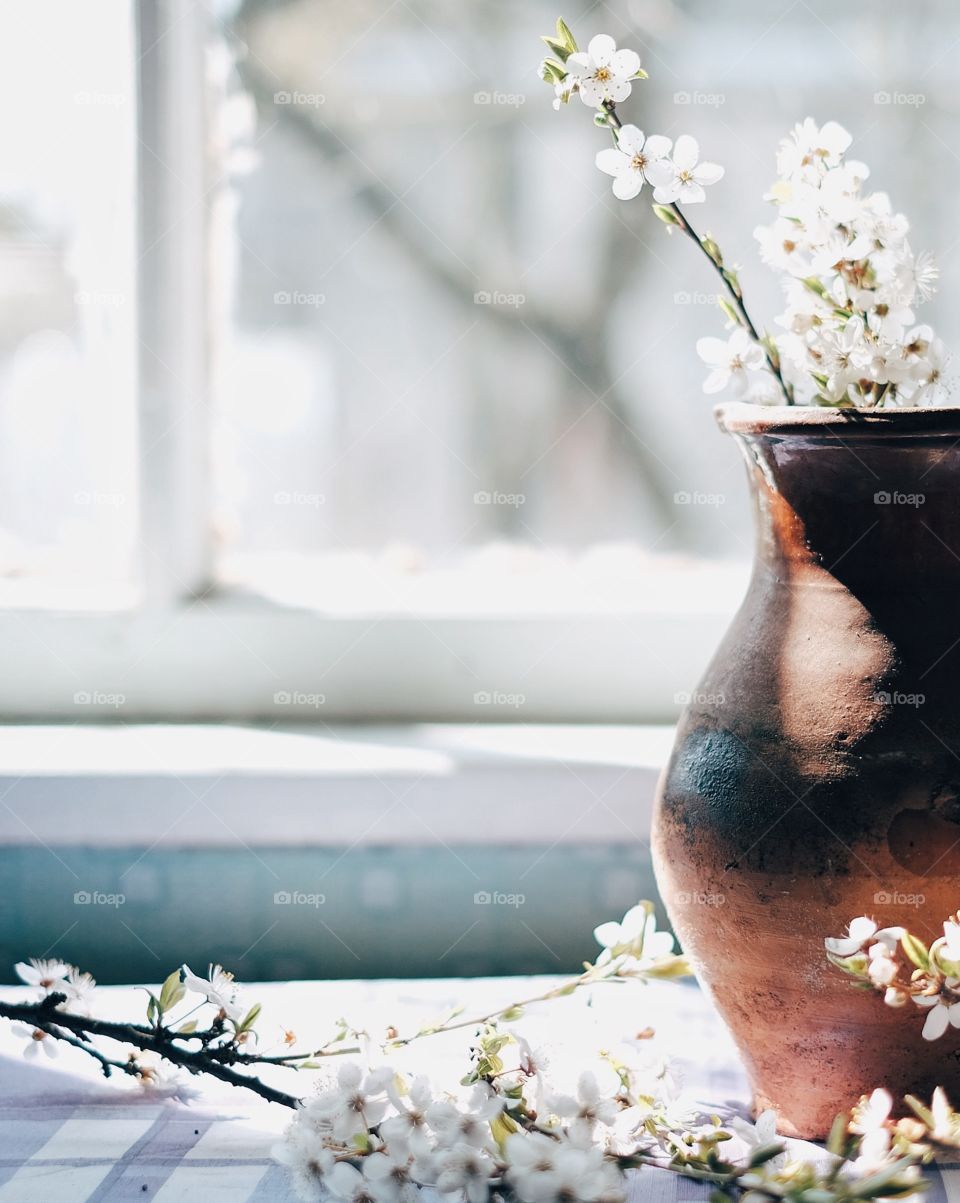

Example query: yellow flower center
[595,66,612,81]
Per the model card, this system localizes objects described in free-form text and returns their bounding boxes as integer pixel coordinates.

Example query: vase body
[653,403,960,1138]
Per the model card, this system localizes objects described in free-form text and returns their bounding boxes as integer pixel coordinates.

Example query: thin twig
[602,102,793,405]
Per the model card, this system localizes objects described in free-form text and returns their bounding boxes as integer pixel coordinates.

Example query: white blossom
[729,1109,785,1169]
[564,35,641,108]
[381,1075,433,1154]
[595,126,673,201]
[181,963,242,1020]
[11,1023,59,1059]
[434,1144,496,1203]
[15,959,70,994]
[273,1132,336,1203]
[914,983,960,1040]
[652,135,724,205]
[593,904,674,965]
[755,119,947,407]
[547,1071,618,1136]
[427,1085,502,1151]
[695,328,766,398]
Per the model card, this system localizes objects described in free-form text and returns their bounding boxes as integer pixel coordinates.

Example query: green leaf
[901,932,930,971]
[748,1141,786,1167]
[541,35,573,62]
[501,1005,525,1021]
[642,955,694,980]
[717,298,740,327]
[146,994,158,1024]
[177,1019,198,1035]
[238,1003,262,1033]
[651,204,681,227]
[490,1110,520,1153]
[826,1112,849,1155]
[702,237,723,266]
[555,17,578,53]
[158,969,186,1016]
[538,58,567,85]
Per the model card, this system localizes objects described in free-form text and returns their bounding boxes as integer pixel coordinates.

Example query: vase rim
[716,402,960,438]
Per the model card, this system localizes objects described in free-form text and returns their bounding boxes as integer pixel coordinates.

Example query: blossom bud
[884,986,908,1008]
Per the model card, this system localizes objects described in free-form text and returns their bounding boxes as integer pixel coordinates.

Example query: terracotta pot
[652,402,960,1139]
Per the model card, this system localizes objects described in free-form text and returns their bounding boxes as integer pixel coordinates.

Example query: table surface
[0,976,955,1203]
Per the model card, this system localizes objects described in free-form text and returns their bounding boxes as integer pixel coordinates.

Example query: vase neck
[733,429,960,589]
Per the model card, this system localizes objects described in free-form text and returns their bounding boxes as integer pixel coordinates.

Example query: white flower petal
[703,368,729,395]
[643,158,675,187]
[605,79,632,104]
[612,171,643,200]
[849,916,878,943]
[578,78,605,107]
[587,34,617,67]
[673,134,699,171]
[923,1002,950,1041]
[694,161,724,186]
[696,337,730,366]
[616,124,644,155]
[643,134,672,160]
[564,54,591,79]
[595,148,630,177]
[593,921,622,948]
[679,180,706,204]
[610,48,640,78]
[652,179,682,204]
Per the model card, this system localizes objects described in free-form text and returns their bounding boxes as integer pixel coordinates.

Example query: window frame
[0,0,743,724]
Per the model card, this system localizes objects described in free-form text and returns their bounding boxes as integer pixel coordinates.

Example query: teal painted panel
[0,844,660,983]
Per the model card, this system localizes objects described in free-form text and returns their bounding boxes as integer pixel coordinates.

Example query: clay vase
[652,402,960,1139]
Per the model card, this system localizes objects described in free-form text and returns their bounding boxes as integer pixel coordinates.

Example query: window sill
[0,722,674,847]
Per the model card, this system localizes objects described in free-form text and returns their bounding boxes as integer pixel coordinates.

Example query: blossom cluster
[826,913,960,1039]
[2,904,958,1203]
[539,19,949,409]
[751,119,946,407]
[539,28,723,207]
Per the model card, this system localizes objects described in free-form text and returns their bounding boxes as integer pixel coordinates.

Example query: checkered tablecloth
[0,977,956,1202]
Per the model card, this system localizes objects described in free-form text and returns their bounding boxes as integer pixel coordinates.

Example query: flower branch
[539,18,946,409]
[4,904,960,1202]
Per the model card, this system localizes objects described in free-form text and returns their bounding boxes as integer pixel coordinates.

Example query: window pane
[212,0,954,604]
[0,1,137,606]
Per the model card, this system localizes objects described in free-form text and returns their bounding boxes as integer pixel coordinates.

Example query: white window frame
[0,0,741,723]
